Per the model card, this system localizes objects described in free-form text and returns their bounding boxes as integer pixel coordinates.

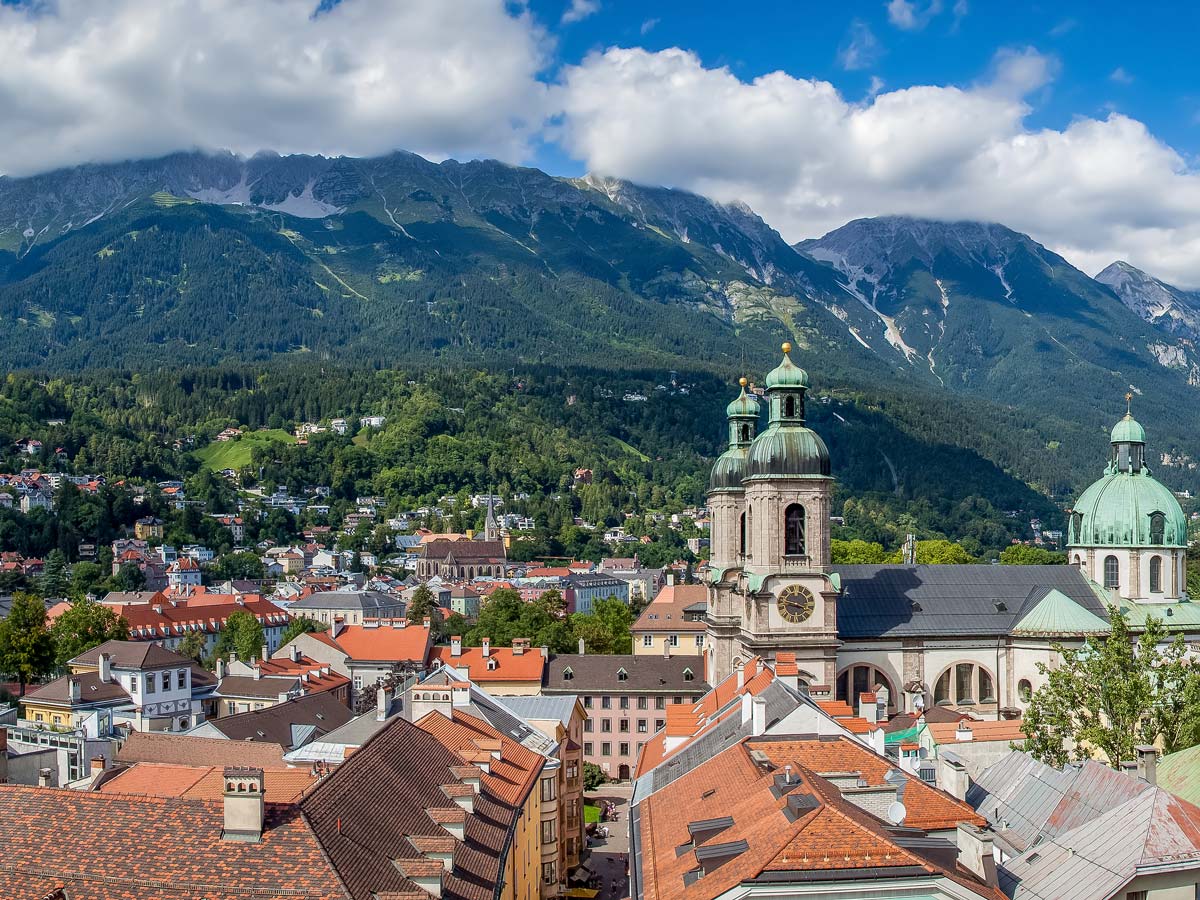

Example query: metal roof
[1012,589,1110,635]
[832,565,1108,639]
[500,694,579,729]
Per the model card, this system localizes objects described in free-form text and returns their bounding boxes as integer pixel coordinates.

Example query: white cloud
[886,0,944,31]
[554,46,1200,288]
[1110,67,1134,84]
[0,0,550,176]
[838,20,881,71]
[640,17,660,36]
[561,0,599,25]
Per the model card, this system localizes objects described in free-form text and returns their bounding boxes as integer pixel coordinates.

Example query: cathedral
[706,344,1199,720]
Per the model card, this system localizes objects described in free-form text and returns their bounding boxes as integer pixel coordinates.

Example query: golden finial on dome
[739,377,748,387]
[782,341,792,354]
[1125,392,1133,416]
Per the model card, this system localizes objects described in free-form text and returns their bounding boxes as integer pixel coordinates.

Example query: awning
[565,890,599,898]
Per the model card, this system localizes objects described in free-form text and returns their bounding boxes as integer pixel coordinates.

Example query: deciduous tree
[0,592,55,695]
[50,598,129,668]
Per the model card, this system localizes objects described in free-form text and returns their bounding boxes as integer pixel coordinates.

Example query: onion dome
[764,341,810,390]
[744,343,831,480]
[710,378,761,492]
[1068,408,1186,547]
[726,378,760,418]
[709,447,751,492]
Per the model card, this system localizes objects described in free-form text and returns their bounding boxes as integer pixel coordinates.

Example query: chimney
[90,756,107,776]
[69,677,81,704]
[38,768,52,788]
[98,653,112,685]
[290,644,302,663]
[222,767,265,842]
[216,657,226,679]
[1136,745,1158,786]
[858,692,878,725]
[422,616,431,629]
[481,637,491,658]
[666,571,676,586]
[261,643,269,662]
[751,695,768,736]
[377,686,389,722]
[451,636,462,658]
[956,824,997,885]
[735,661,745,691]
[578,637,585,655]
[938,756,969,801]
[253,663,262,681]
[512,638,530,656]
[662,640,670,659]
[955,718,974,742]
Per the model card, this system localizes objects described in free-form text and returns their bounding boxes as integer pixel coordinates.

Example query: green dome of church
[764,342,810,390]
[1069,412,1186,547]
[1110,414,1146,444]
[744,426,831,479]
[725,379,760,418]
[709,447,750,491]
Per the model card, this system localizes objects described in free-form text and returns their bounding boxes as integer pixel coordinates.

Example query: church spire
[484,493,499,542]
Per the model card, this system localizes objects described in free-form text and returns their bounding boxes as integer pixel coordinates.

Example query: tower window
[784,395,796,418]
[1150,512,1165,545]
[1150,555,1162,593]
[784,504,805,556]
[740,424,749,442]
[1103,555,1119,589]
[738,512,747,556]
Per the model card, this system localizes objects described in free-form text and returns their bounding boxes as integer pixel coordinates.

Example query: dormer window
[563,667,574,681]
[617,668,628,681]
[683,668,694,682]
[487,657,499,671]
[1150,512,1165,545]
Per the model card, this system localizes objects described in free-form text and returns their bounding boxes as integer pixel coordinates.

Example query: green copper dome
[1110,415,1146,444]
[709,447,750,491]
[725,381,760,418]
[1069,413,1186,547]
[744,426,831,479]
[764,342,810,390]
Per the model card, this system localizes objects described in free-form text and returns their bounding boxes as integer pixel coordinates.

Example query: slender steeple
[484,493,499,542]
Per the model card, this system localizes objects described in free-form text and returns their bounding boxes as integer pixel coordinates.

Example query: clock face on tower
[776,584,816,624]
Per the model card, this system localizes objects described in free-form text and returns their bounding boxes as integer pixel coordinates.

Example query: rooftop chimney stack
[290,644,302,663]
[751,696,768,736]
[98,652,112,685]
[216,657,226,680]
[252,663,262,681]
[663,640,670,659]
[90,756,107,777]
[956,824,997,885]
[938,757,969,801]
[578,637,585,655]
[858,692,878,725]
[377,686,389,722]
[68,678,81,704]
[222,767,265,843]
[261,644,269,663]
[1136,745,1158,786]
[735,661,745,691]
[451,636,463,658]
[512,638,529,656]
[481,638,491,658]
[38,768,52,788]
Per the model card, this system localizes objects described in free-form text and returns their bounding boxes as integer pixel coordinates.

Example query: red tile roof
[324,624,431,663]
[98,763,319,804]
[114,595,290,641]
[428,645,545,683]
[416,709,543,808]
[632,584,709,633]
[115,731,288,768]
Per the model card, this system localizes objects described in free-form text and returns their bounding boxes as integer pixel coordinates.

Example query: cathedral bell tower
[706,344,840,688]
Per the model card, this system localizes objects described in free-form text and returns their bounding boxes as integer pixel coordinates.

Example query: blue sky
[529,0,1200,175]
[1,0,1199,283]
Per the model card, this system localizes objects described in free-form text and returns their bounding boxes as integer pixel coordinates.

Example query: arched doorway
[836,664,896,713]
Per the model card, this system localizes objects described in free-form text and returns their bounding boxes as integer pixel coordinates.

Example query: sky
[2,0,1200,285]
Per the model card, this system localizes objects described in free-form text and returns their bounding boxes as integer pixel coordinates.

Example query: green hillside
[192,429,295,470]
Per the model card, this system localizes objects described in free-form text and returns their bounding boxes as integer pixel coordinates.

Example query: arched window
[1017,679,1033,703]
[740,423,750,442]
[1070,512,1083,542]
[747,507,753,558]
[1150,555,1163,593]
[784,395,796,418]
[933,663,996,706]
[739,512,747,556]
[836,664,895,713]
[784,504,805,556]
[1150,512,1165,545]
[1103,555,1119,589]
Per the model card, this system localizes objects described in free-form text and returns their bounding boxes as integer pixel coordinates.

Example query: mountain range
[3,149,1200,502]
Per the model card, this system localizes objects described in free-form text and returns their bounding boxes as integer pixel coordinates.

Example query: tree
[50,599,130,668]
[407,585,438,624]
[280,616,327,646]
[70,561,108,598]
[178,630,208,664]
[999,545,1067,565]
[899,540,976,565]
[0,592,56,695]
[1022,607,1200,768]
[111,561,146,592]
[570,596,635,655]
[214,609,266,663]
[831,539,889,564]
[582,761,609,791]
[209,551,265,582]
[39,549,70,599]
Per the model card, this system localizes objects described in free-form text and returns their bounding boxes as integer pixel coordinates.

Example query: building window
[655,719,665,731]
[542,861,557,885]
[655,697,665,710]
[1018,679,1033,703]
[601,696,611,710]
[637,697,648,710]
[619,696,629,710]
[673,696,682,705]
[739,512,747,556]
[642,635,653,647]
[695,635,705,647]
[129,676,138,693]
[619,719,629,733]
[541,778,556,802]
[637,719,647,733]
[601,742,611,756]
[934,663,996,706]
[583,696,592,709]
[584,719,593,733]
[584,742,593,756]
[683,669,694,682]
[836,664,895,712]
[784,504,805,555]
[1104,555,1120,589]
[1150,512,1165,545]
[1150,555,1163,593]
[145,676,156,694]
[617,669,628,681]
[668,634,679,647]
[601,719,612,733]
[542,819,555,843]
[619,742,629,756]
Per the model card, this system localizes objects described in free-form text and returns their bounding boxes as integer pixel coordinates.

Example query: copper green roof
[1157,744,1200,807]
[763,343,810,391]
[709,447,749,492]
[1012,589,1110,635]
[725,383,760,418]
[744,425,831,479]
[1110,414,1146,444]
[1070,471,1186,547]
[1119,600,1200,630]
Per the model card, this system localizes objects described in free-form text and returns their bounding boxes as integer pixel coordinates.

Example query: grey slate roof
[501,694,579,730]
[288,589,405,614]
[216,675,298,700]
[832,564,1109,639]
[198,691,354,749]
[543,654,708,694]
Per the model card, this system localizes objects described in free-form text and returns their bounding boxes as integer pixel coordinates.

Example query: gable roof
[98,763,319,804]
[71,639,199,671]
[632,584,709,633]
[544,653,707,693]
[1158,743,1200,807]
[198,691,355,750]
[416,708,543,808]
[832,564,1108,639]
[324,623,431,664]
[116,731,288,768]
[429,645,546,683]
[927,718,1026,746]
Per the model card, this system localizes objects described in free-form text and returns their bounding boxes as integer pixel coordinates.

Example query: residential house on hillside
[99,590,291,657]
[274,620,432,699]
[21,641,215,736]
[285,588,406,626]
[632,582,708,656]
[214,645,351,716]
[429,636,547,696]
[543,653,708,779]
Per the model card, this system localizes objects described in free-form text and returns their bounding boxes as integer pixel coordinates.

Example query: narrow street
[581,781,633,900]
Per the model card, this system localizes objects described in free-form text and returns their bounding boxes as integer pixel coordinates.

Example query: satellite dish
[886,802,907,826]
